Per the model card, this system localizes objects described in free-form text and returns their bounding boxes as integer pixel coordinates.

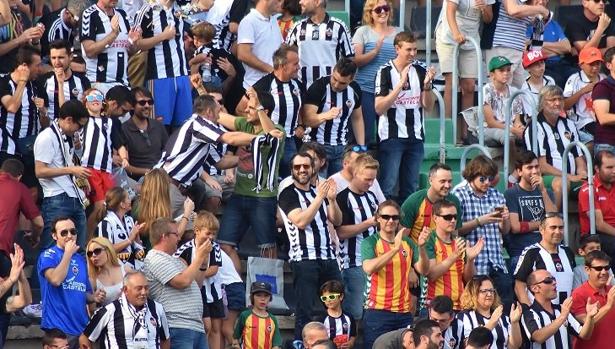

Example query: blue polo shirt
[526,20,567,63]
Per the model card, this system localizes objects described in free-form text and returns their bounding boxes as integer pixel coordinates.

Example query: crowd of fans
[1,0,615,347]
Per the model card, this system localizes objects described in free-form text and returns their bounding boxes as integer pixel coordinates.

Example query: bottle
[202,61,212,83]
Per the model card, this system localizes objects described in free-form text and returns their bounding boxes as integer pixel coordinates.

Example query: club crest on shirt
[345,100,353,108]
[342,322,349,331]
[401,249,408,257]
[292,88,299,96]
[448,338,457,349]
[98,65,105,72]
[564,131,572,140]
[554,133,560,140]
[72,88,80,97]
[325,28,333,39]
[72,265,79,275]
[267,325,272,332]
[555,262,564,272]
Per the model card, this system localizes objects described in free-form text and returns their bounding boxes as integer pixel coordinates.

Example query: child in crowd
[278,0,300,40]
[319,280,357,349]
[219,248,246,348]
[573,234,615,289]
[175,211,224,349]
[232,281,283,349]
[520,50,555,117]
[189,22,236,93]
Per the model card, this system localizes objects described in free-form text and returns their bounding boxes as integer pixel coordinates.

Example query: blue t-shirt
[526,20,567,63]
[37,245,92,335]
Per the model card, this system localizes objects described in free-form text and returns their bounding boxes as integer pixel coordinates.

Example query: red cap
[522,50,547,68]
[579,46,604,65]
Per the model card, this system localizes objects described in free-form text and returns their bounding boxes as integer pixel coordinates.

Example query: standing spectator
[303,58,365,176]
[513,213,576,305]
[570,250,615,349]
[121,87,168,181]
[38,217,104,348]
[0,243,32,346]
[375,31,436,202]
[85,237,131,306]
[566,0,615,56]
[361,200,430,349]
[452,155,513,307]
[353,0,401,147]
[330,145,386,201]
[278,152,342,345]
[280,141,328,192]
[504,150,557,269]
[236,0,283,89]
[578,150,615,263]
[592,47,615,153]
[401,163,462,244]
[286,0,354,89]
[319,280,357,348]
[42,40,91,121]
[34,100,90,249]
[0,9,44,74]
[521,270,597,349]
[144,217,210,349]
[563,46,605,147]
[80,270,170,349]
[428,296,465,349]
[39,0,85,59]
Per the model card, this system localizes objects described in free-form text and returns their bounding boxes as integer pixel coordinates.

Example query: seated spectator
[318,280,357,348]
[578,150,615,264]
[302,322,329,349]
[592,47,615,154]
[427,295,465,349]
[573,235,615,288]
[38,0,84,60]
[520,50,556,117]
[104,85,134,118]
[0,243,32,346]
[566,0,615,56]
[86,237,132,306]
[524,85,587,209]
[373,326,414,349]
[232,281,282,349]
[504,150,557,268]
[412,319,444,349]
[219,248,246,348]
[79,270,170,349]
[564,46,605,149]
[521,270,597,349]
[43,329,70,349]
[465,327,494,349]
[458,276,522,349]
[121,87,168,181]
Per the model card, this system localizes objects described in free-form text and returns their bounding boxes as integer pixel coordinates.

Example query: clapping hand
[417,227,430,247]
[465,237,484,261]
[510,302,522,323]
[586,298,599,319]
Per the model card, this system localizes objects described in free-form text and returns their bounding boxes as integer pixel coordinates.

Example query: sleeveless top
[96,264,127,306]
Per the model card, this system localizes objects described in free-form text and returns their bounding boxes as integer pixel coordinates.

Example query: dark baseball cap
[250,281,273,296]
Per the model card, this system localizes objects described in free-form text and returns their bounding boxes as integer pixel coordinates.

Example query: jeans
[363,309,412,349]
[361,91,377,147]
[0,313,9,347]
[320,144,345,178]
[279,137,298,179]
[341,266,366,320]
[217,194,278,248]
[377,138,424,202]
[489,269,514,313]
[291,259,342,340]
[41,193,87,250]
[169,327,208,349]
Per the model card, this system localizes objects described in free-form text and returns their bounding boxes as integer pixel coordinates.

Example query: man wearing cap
[566,0,615,56]
[231,281,282,349]
[564,46,606,149]
[520,50,556,116]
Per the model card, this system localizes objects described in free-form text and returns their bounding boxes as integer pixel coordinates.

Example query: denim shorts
[217,194,277,248]
[224,282,246,311]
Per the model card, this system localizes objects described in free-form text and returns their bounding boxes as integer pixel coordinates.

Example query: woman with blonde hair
[458,275,522,349]
[86,237,131,306]
[352,0,401,147]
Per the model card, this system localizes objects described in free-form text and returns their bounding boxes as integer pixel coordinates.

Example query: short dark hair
[466,327,494,348]
[433,200,456,217]
[594,150,615,169]
[51,216,75,234]
[204,83,223,95]
[428,162,452,178]
[412,319,439,344]
[1,158,24,177]
[605,46,615,66]
[394,31,417,46]
[49,39,71,54]
[58,100,89,125]
[299,142,327,161]
[282,0,301,16]
[333,57,357,77]
[320,279,344,295]
[106,85,134,106]
[430,295,454,314]
[193,94,217,115]
[257,91,275,117]
[290,152,315,169]
[515,150,538,170]
[42,328,68,346]
[579,234,601,250]
[585,250,611,267]
[15,45,41,67]
[131,86,153,101]
[462,155,498,181]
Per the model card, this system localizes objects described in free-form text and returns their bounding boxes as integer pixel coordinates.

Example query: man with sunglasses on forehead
[513,213,576,306]
[38,216,106,348]
[521,269,598,349]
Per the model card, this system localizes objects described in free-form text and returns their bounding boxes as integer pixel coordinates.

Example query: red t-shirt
[0,173,40,254]
[578,175,615,235]
[571,282,615,349]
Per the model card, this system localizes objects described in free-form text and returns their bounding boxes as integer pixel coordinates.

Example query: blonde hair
[459,276,502,311]
[194,210,220,232]
[86,237,120,282]
[353,153,379,175]
[362,0,393,26]
[137,169,171,237]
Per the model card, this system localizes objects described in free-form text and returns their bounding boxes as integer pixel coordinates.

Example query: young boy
[232,282,282,349]
[572,234,615,288]
[319,280,357,349]
[174,211,224,349]
[189,21,236,93]
[520,50,556,116]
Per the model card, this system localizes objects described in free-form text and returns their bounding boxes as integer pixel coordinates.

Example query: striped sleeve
[155,301,170,340]
[96,219,112,241]
[192,119,223,144]
[566,312,581,336]
[374,65,390,97]
[336,19,354,58]
[80,7,98,41]
[285,21,300,46]
[84,304,113,341]
[521,307,540,339]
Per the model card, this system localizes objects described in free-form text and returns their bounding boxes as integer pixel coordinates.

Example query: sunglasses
[479,288,497,295]
[293,164,311,170]
[86,247,105,258]
[86,94,104,102]
[478,176,494,183]
[372,5,390,14]
[379,214,400,221]
[533,276,556,285]
[351,145,368,153]
[438,214,457,221]
[592,0,607,3]
[588,265,611,272]
[58,228,77,237]
[320,293,341,302]
[136,99,154,106]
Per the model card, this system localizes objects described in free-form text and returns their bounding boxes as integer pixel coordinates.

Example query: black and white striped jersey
[202,137,228,176]
[321,312,357,341]
[375,61,427,142]
[83,296,170,349]
[80,5,131,84]
[206,0,248,52]
[0,76,42,155]
[81,116,124,172]
[134,2,188,80]
[278,183,336,262]
[443,318,464,349]
[459,310,512,349]
[305,76,361,146]
[174,239,223,303]
[40,8,75,58]
[253,73,304,137]
[286,13,354,88]
[156,114,224,186]
[192,44,231,82]
[522,301,581,349]
[336,187,379,269]
[41,71,91,120]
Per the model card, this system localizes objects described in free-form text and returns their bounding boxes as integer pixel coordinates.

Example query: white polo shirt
[34,126,80,199]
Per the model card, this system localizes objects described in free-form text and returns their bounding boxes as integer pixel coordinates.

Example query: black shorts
[202,298,225,319]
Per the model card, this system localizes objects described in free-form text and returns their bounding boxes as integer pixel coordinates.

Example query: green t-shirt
[234,309,282,348]
[234,117,285,198]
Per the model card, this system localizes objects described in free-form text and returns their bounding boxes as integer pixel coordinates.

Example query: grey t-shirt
[435,0,495,49]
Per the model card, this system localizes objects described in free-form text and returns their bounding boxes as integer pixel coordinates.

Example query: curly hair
[459,276,501,311]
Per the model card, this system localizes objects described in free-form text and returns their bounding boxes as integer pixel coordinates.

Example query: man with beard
[121,87,168,181]
[42,40,91,121]
[413,319,445,349]
[278,152,342,346]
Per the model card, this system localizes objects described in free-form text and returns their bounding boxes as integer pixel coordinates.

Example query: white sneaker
[23,303,42,318]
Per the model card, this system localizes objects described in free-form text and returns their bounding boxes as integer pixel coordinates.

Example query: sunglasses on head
[351,145,368,153]
[533,276,556,285]
[372,4,391,14]
[86,247,105,258]
[136,99,154,106]
[379,214,400,221]
[320,293,341,302]
[438,214,457,221]
[478,176,494,183]
[86,94,104,102]
[588,265,611,272]
[293,164,311,170]
[58,228,77,237]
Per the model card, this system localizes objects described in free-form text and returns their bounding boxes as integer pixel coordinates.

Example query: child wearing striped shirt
[319,280,357,349]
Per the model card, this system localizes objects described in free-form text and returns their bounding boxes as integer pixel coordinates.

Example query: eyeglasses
[58,228,77,237]
[351,145,368,153]
[478,176,494,183]
[588,265,611,272]
[379,214,400,221]
[136,99,154,106]
[533,276,556,285]
[86,247,105,258]
[438,214,457,221]
[320,293,341,302]
[86,94,104,102]
[293,164,311,170]
[478,288,497,295]
[372,5,391,14]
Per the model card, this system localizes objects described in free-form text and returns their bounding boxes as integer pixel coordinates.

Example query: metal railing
[562,142,595,246]
[425,0,431,67]
[451,37,484,146]
[430,88,446,163]
[503,90,538,181]
[460,144,492,173]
